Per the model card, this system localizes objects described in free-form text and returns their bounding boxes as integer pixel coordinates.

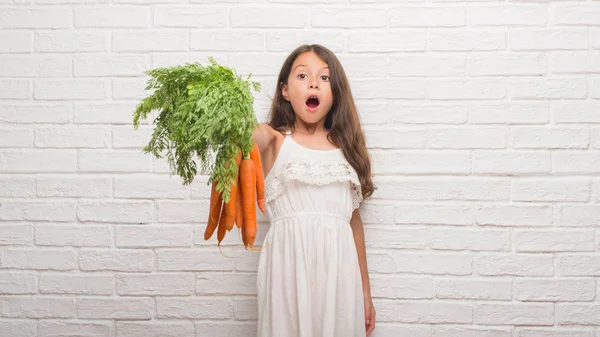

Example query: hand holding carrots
[204,140,264,251]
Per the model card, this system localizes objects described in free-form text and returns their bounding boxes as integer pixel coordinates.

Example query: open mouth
[306,96,320,109]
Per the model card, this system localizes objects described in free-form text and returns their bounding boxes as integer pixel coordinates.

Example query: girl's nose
[310,83,319,89]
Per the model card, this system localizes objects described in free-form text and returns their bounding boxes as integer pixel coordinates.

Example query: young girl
[251,44,376,337]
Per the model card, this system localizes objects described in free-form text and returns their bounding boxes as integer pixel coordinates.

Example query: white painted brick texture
[0,1,598,337]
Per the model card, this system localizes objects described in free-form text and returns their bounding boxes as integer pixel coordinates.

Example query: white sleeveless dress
[256,130,366,337]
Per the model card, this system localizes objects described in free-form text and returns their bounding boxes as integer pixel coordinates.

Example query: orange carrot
[235,174,243,229]
[204,181,222,241]
[240,158,257,250]
[249,141,265,214]
[217,200,227,244]
[225,149,242,231]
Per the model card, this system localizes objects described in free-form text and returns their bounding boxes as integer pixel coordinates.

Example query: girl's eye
[321,75,330,81]
[298,74,307,79]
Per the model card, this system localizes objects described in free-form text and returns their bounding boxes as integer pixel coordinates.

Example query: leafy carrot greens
[132,57,260,203]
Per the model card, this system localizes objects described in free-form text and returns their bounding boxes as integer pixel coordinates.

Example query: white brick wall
[0,1,598,336]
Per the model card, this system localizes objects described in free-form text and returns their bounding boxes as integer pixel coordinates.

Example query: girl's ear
[281,82,290,102]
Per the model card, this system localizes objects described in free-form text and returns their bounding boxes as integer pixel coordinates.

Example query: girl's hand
[364,294,376,336]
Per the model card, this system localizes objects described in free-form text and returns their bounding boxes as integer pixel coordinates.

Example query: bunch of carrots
[203,141,265,251]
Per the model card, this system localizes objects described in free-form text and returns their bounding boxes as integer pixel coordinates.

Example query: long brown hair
[266,44,376,200]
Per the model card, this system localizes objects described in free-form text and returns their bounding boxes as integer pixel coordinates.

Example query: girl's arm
[251,123,277,152]
[350,208,371,297]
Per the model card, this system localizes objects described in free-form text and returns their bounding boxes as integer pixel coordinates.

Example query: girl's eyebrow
[293,65,330,72]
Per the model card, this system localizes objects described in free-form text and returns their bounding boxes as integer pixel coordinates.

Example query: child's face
[282,51,333,126]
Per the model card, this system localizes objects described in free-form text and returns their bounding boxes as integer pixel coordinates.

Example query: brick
[117,273,194,295]
[78,150,152,173]
[352,79,426,99]
[112,126,152,148]
[196,272,257,296]
[77,200,153,224]
[0,79,30,99]
[38,321,112,337]
[156,200,209,223]
[156,298,233,319]
[39,274,113,295]
[0,104,71,124]
[435,278,512,300]
[0,200,76,222]
[0,8,70,28]
[0,320,37,337]
[0,128,33,147]
[35,127,110,148]
[2,297,75,318]
[0,224,32,245]
[389,6,465,27]
[0,272,37,294]
[474,303,554,325]
[391,252,472,275]
[430,127,506,148]
[151,53,226,68]
[467,5,547,26]
[230,7,307,28]
[390,54,466,76]
[349,30,426,52]
[37,175,111,198]
[311,8,386,27]
[515,230,595,252]
[434,327,511,337]
[429,79,507,100]
[475,254,553,276]
[74,54,150,77]
[550,4,600,26]
[34,79,108,100]
[116,225,191,248]
[35,225,111,247]
[78,297,153,319]
[0,31,32,53]
[365,227,429,249]
[191,31,264,51]
[432,228,510,251]
[554,152,600,174]
[111,77,152,100]
[473,151,551,174]
[233,297,256,320]
[0,176,35,197]
[388,151,471,174]
[371,275,433,299]
[35,31,108,52]
[476,204,553,226]
[551,52,600,74]
[337,55,389,78]
[0,150,75,173]
[512,177,590,202]
[266,31,344,52]
[376,177,510,201]
[0,55,71,78]
[516,328,594,337]
[114,175,188,199]
[155,6,226,27]
[469,53,547,76]
[75,7,149,28]
[363,128,428,149]
[157,249,234,271]
[558,205,600,227]
[552,101,600,123]
[228,54,287,77]
[594,29,600,50]
[515,278,595,302]
[511,127,588,149]
[510,29,588,51]
[429,29,506,51]
[396,301,472,324]
[2,248,76,271]
[113,31,188,52]
[557,254,600,276]
[116,322,194,337]
[395,204,474,225]
[74,102,139,124]
[79,249,153,272]
[195,322,259,337]
[557,304,600,325]
[389,104,468,124]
